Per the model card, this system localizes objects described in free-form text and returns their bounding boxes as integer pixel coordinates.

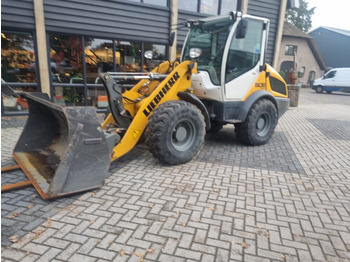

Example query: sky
[306,0,350,32]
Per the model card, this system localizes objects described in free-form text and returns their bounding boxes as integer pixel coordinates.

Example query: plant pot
[288,70,298,84]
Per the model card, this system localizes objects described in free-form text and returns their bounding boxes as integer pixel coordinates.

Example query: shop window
[49,35,83,84]
[285,45,297,56]
[1,32,37,114]
[143,44,167,71]
[85,38,114,84]
[179,0,198,12]
[49,34,85,106]
[116,41,142,72]
[1,32,37,84]
[200,0,219,15]
[220,0,237,14]
[84,39,142,108]
[84,38,113,108]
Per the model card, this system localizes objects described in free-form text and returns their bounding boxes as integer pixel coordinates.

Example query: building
[278,22,326,86]
[309,26,350,69]
[1,0,296,115]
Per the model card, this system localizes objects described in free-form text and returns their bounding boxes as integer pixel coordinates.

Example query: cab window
[324,70,336,79]
[225,19,264,83]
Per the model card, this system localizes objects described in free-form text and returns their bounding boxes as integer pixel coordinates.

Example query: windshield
[182,18,233,85]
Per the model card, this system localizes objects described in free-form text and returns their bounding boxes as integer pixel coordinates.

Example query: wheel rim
[256,113,271,137]
[171,119,196,151]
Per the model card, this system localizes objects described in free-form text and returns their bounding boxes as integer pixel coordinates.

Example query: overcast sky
[306,0,350,32]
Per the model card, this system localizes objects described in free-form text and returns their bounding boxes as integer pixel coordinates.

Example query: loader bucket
[13,93,111,199]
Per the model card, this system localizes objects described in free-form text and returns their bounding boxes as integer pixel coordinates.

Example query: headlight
[144,50,153,60]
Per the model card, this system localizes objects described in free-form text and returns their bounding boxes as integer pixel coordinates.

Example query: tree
[285,0,316,32]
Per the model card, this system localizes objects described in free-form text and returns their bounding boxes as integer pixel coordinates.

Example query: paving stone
[2,89,350,261]
[1,248,26,260]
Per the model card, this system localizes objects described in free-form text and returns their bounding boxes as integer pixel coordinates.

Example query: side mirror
[236,19,248,39]
[189,48,202,59]
[144,50,153,60]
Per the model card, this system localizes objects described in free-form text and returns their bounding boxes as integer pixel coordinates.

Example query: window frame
[285,45,298,56]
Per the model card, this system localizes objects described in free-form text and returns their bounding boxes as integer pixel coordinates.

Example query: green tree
[285,0,316,32]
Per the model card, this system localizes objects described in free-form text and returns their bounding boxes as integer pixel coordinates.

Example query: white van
[312,68,350,93]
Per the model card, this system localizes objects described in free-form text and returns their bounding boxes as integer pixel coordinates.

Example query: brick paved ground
[1,88,350,261]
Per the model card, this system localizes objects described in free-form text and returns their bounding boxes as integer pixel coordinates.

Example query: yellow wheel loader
[12,11,289,199]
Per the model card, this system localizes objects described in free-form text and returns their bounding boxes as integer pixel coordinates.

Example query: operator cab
[182,11,269,102]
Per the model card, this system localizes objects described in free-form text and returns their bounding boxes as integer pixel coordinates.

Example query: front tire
[16,103,23,111]
[316,85,324,93]
[145,100,205,165]
[235,99,277,146]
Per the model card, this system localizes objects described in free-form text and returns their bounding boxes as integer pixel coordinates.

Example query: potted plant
[288,69,298,84]
[63,87,80,106]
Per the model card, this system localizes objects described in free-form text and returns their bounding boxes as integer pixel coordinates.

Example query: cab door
[223,18,268,101]
[321,70,339,92]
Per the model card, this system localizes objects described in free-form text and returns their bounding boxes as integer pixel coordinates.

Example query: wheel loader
[12,11,289,199]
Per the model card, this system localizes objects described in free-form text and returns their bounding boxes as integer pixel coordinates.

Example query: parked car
[1,80,29,111]
[312,68,350,93]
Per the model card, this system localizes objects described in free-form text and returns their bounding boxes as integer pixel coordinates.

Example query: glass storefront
[144,43,166,71]
[47,34,166,109]
[1,32,37,84]
[49,35,83,84]
[1,32,169,112]
[84,38,142,108]
[1,32,38,114]
[49,35,85,106]
[115,41,142,72]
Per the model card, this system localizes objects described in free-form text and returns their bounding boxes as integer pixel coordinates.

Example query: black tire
[235,99,277,146]
[326,91,332,94]
[316,85,324,93]
[145,100,205,165]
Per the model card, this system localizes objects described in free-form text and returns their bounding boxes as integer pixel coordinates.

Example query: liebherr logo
[143,72,180,117]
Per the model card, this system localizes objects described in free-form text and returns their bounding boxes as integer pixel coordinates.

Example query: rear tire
[235,99,277,146]
[145,100,205,165]
[316,85,324,93]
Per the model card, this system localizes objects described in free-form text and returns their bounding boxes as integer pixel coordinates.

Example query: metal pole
[82,37,88,106]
